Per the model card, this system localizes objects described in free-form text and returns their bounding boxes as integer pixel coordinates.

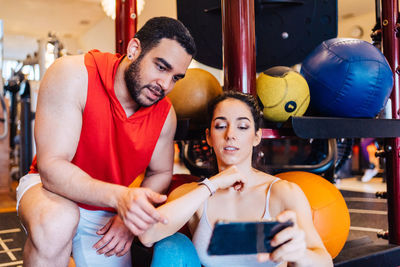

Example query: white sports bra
[191,177,282,267]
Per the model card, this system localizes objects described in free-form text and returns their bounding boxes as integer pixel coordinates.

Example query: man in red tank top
[16,17,195,267]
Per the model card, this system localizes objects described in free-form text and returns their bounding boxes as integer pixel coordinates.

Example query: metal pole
[221,0,256,95]
[381,0,400,244]
[0,20,3,95]
[115,0,138,54]
[20,98,32,176]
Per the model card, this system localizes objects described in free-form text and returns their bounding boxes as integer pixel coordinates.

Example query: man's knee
[26,202,80,256]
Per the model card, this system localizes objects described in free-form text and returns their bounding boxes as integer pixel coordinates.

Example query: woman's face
[206,98,261,169]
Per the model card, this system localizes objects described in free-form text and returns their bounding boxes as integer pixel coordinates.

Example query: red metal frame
[114,0,400,246]
[115,0,138,54]
[221,0,400,245]
[381,0,400,245]
[261,129,295,139]
[221,0,256,95]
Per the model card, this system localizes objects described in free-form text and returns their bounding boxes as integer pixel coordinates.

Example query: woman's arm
[139,165,247,247]
[139,181,211,247]
[266,181,333,267]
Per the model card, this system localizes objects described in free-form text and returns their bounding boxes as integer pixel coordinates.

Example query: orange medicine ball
[275,171,350,258]
[168,68,223,124]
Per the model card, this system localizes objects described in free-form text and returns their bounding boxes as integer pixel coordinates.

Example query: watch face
[177,0,338,72]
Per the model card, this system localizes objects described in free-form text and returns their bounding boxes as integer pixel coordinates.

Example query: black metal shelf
[175,116,400,140]
[291,116,400,139]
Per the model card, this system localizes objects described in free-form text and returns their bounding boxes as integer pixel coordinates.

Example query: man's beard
[124,57,165,107]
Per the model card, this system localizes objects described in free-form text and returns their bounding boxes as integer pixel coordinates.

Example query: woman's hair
[134,16,196,57]
[207,90,262,132]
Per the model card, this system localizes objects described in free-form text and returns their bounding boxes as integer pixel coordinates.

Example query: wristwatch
[199,178,217,196]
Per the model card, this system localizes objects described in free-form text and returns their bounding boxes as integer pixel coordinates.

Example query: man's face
[124,38,192,107]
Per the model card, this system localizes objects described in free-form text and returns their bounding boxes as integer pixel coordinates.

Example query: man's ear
[253,129,262,147]
[126,38,142,60]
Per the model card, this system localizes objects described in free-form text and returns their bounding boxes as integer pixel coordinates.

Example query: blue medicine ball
[300,38,394,118]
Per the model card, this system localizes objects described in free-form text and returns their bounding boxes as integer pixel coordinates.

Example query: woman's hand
[257,210,307,264]
[209,166,247,191]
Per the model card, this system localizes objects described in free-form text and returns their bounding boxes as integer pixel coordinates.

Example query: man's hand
[93,215,134,257]
[117,187,168,235]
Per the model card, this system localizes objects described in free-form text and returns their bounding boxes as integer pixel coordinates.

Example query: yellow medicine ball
[168,68,223,124]
[256,66,310,122]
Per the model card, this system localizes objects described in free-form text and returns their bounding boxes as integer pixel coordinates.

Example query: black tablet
[207,220,293,255]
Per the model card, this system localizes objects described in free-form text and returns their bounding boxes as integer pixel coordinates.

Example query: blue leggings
[151,233,201,267]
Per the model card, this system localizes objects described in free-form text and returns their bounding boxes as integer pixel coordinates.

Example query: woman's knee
[152,233,200,267]
[155,233,192,250]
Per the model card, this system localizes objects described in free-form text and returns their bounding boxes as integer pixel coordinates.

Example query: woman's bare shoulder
[270,179,309,209]
[255,170,296,191]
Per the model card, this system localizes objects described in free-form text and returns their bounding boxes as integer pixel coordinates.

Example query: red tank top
[30,50,172,211]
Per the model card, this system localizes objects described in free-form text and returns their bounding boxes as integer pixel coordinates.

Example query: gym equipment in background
[0,20,7,141]
[2,33,64,180]
[256,66,310,122]
[177,0,337,72]
[301,38,394,118]
[177,140,216,179]
[175,0,340,179]
[0,94,7,140]
[4,71,32,180]
[168,68,222,124]
[0,19,10,193]
[276,171,350,258]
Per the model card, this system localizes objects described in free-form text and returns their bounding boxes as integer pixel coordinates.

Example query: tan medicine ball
[168,68,223,123]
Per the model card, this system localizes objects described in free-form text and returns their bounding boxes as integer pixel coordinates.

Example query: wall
[138,0,177,27]
[1,1,378,82]
[3,34,38,61]
[338,11,376,42]
[78,16,115,53]
[77,0,178,54]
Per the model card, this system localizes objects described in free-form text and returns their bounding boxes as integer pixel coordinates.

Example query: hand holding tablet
[207,220,294,255]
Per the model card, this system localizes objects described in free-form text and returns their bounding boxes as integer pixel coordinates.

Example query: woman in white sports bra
[139,91,333,267]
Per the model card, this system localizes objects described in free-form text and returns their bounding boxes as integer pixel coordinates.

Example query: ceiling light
[101,0,145,20]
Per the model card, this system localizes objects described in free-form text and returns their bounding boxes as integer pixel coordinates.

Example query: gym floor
[0,172,388,266]
[0,181,23,267]
[336,177,387,244]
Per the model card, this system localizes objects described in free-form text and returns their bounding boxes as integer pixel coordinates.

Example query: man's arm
[141,106,177,194]
[35,55,126,207]
[92,105,177,256]
[35,56,166,236]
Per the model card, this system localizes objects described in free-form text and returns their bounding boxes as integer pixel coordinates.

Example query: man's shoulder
[46,54,87,82]
[41,54,88,108]
[52,54,86,72]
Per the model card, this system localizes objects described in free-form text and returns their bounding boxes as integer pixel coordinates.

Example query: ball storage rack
[172,0,400,266]
[113,0,400,265]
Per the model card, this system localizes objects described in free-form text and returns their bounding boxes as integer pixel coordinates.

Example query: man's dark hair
[134,16,196,57]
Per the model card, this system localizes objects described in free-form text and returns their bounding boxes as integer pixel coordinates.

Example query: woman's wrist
[199,178,218,196]
[208,176,220,191]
